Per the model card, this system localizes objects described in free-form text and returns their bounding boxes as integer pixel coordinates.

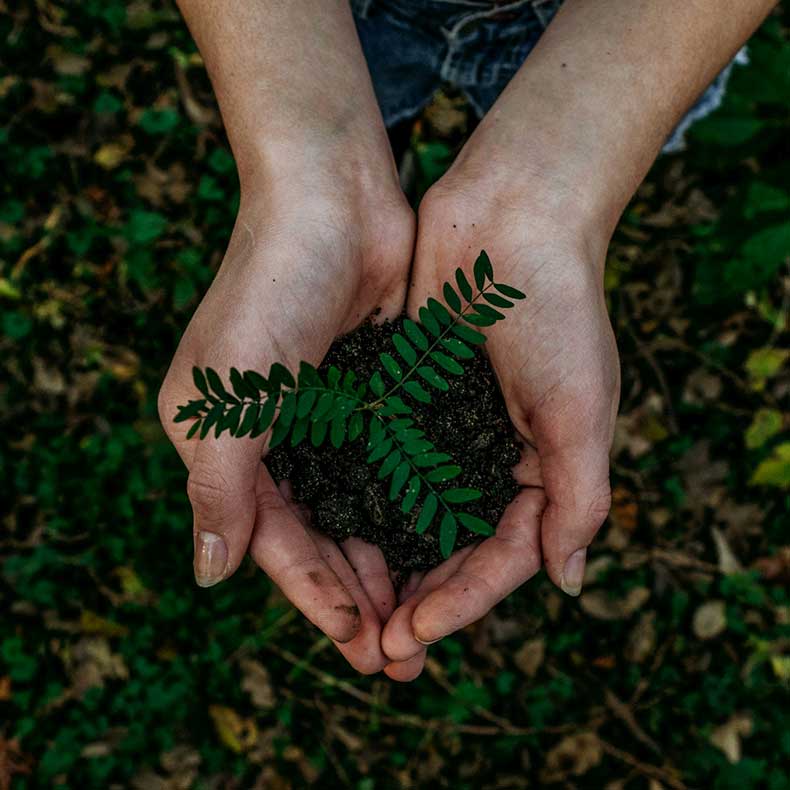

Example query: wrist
[448,120,622,262]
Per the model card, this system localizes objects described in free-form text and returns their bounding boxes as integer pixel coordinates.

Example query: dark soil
[266,318,520,572]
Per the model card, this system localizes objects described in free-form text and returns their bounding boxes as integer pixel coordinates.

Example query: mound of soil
[266,318,520,572]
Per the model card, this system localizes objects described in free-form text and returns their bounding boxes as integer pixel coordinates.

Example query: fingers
[512,438,543,487]
[382,570,427,681]
[248,470,361,644]
[381,546,475,663]
[534,430,612,597]
[308,530,390,675]
[384,650,426,682]
[410,488,545,644]
[341,538,397,622]
[279,482,389,673]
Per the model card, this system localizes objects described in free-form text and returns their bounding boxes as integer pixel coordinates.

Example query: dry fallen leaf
[709,713,753,763]
[63,637,129,696]
[692,600,727,640]
[711,527,743,575]
[94,142,130,170]
[514,638,545,678]
[580,587,651,621]
[240,658,276,709]
[625,611,657,664]
[541,732,603,783]
[208,705,258,754]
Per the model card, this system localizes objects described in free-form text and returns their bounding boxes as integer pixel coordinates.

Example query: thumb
[158,368,263,588]
[186,432,262,587]
[537,433,612,597]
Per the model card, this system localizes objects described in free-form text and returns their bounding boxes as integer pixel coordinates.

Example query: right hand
[158,153,415,674]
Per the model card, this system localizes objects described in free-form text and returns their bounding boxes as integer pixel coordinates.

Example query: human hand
[159,155,415,674]
[381,157,620,671]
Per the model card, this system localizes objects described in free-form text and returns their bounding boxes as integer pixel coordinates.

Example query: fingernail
[195,531,227,588]
[415,636,441,646]
[560,548,587,597]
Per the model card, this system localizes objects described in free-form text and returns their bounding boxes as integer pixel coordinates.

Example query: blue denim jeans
[351,0,747,152]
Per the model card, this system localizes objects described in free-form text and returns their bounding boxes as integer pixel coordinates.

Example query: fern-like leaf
[176,250,525,559]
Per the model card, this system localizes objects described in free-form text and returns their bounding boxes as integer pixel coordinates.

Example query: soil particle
[266,318,520,572]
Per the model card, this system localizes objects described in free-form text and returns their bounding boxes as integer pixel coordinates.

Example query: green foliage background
[1,3,788,788]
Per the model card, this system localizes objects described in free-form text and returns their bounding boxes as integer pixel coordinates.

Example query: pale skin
[159,0,776,679]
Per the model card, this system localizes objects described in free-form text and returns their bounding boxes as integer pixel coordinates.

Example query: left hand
[381,149,621,677]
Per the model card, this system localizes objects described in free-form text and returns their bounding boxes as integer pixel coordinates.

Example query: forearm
[176,0,396,191]
[452,0,776,246]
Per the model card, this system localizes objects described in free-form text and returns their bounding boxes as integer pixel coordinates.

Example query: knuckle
[186,467,237,517]
[585,482,612,527]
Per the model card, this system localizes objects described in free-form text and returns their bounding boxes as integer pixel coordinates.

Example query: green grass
[1,3,788,788]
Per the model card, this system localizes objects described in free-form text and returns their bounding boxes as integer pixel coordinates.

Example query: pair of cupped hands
[158,128,620,682]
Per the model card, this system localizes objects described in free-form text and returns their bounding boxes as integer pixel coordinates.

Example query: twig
[599,737,687,790]
[604,689,661,755]
[619,292,679,433]
[267,643,603,737]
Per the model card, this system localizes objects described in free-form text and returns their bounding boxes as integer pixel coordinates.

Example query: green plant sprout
[174,251,525,558]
